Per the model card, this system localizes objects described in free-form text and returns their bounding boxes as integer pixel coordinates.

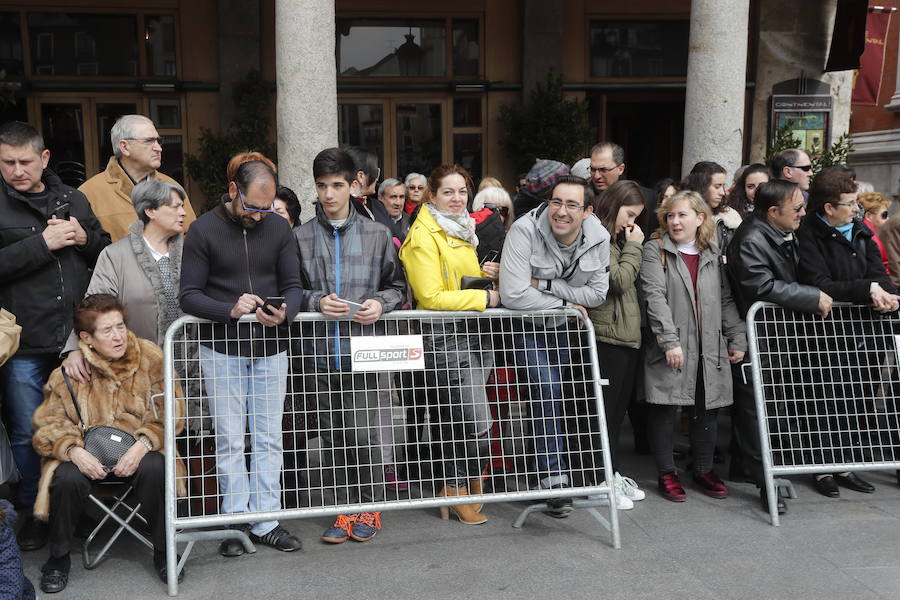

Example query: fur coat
[32,331,185,520]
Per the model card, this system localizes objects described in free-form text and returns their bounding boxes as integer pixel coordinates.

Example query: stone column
[275,0,338,222]
[681,0,750,180]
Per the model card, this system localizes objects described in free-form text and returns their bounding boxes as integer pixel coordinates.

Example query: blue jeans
[0,353,58,508]
[200,346,287,537]
[514,328,571,489]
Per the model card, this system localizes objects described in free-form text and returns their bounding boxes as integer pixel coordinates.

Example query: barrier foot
[775,478,797,499]
[512,498,617,546]
[176,529,257,555]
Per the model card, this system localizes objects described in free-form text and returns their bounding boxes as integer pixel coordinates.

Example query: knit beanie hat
[522,159,570,198]
[570,158,591,180]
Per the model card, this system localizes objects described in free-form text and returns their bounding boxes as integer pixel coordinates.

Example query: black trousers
[596,342,641,472]
[48,451,166,558]
[729,361,765,486]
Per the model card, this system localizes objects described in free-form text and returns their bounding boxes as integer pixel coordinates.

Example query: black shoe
[18,515,49,551]
[39,568,68,594]
[250,524,303,552]
[543,484,574,519]
[759,487,787,515]
[219,524,251,557]
[154,551,185,584]
[813,475,840,498]
[834,472,875,494]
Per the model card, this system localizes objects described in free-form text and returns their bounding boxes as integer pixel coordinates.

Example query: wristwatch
[138,436,153,452]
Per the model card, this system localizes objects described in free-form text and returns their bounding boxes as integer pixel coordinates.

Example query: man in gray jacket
[500,175,610,516]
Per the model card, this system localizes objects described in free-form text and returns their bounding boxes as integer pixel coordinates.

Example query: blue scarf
[817,214,853,242]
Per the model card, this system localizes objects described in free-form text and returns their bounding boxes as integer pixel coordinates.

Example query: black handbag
[61,371,136,471]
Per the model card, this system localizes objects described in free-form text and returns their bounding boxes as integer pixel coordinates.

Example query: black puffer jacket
[796,213,896,304]
[0,170,109,354]
[725,214,820,317]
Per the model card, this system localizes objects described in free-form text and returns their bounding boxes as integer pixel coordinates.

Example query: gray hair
[132,179,186,224]
[378,178,404,197]
[404,172,426,186]
[855,180,874,194]
[472,185,512,213]
[590,141,625,166]
[111,115,155,158]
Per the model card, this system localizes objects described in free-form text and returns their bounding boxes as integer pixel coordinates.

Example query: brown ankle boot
[436,485,487,525]
[469,477,485,513]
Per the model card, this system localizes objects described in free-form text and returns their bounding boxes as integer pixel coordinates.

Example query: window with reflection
[28,13,138,77]
[337,19,446,77]
[589,21,689,78]
[41,103,87,187]
[452,19,479,77]
[0,12,23,76]
[453,133,482,182]
[338,103,385,170]
[396,103,441,177]
[145,15,177,77]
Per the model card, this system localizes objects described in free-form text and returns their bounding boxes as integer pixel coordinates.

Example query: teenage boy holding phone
[294,147,406,544]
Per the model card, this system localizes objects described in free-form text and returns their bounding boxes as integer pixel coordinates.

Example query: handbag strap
[60,370,86,430]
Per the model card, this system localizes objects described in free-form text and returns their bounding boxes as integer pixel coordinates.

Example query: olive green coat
[589,239,642,348]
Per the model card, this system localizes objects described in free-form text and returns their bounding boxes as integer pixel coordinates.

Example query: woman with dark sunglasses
[858,191,892,275]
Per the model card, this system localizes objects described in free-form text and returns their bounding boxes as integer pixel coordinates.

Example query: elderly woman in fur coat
[31,294,185,594]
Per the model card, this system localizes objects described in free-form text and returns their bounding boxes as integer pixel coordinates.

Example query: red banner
[852,10,893,106]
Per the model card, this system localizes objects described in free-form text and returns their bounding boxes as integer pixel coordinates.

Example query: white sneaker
[589,485,634,510]
[615,472,646,501]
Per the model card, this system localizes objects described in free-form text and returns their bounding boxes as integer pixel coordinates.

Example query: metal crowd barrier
[162,308,618,596]
[747,301,900,525]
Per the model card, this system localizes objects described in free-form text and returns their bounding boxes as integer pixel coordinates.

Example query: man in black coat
[726,179,831,515]
[0,121,109,550]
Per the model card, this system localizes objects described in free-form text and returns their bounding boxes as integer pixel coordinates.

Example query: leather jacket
[725,214,820,317]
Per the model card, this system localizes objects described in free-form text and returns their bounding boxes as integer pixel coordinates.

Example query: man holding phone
[179,156,304,557]
[294,148,406,545]
[0,121,109,550]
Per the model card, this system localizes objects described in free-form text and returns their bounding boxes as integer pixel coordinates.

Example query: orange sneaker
[321,514,356,544]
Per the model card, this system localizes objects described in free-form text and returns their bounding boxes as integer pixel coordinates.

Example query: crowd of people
[1,114,899,595]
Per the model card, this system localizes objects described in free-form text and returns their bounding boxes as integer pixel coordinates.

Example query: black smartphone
[53,202,70,221]
[479,249,499,266]
[262,296,285,315]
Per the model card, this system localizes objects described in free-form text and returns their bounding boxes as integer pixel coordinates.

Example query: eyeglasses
[124,136,163,145]
[788,203,807,213]
[548,199,587,211]
[787,164,813,172]
[880,210,890,220]
[237,187,275,213]
[484,203,510,217]
[408,185,426,191]
[833,201,860,208]
[589,164,621,174]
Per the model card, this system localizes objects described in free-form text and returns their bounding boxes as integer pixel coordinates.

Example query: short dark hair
[590,141,624,165]
[74,294,127,336]
[342,146,378,183]
[0,121,45,153]
[234,159,278,194]
[808,170,857,215]
[313,147,356,184]
[770,149,803,179]
[551,175,595,208]
[275,185,302,224]
[752,179,798,216]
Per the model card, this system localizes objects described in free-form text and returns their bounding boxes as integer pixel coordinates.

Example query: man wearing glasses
[771,148,814,194]
[80,114,196,241]
[179,156,304,557]
[500,175,610,516]
[589,141,659,231]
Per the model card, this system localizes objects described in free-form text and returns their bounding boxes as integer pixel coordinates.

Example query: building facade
[0,0,852,213]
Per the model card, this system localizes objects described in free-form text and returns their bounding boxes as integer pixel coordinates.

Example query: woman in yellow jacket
[399,164,501,525]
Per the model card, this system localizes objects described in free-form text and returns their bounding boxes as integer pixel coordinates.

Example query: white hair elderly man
[79,114,196,241]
